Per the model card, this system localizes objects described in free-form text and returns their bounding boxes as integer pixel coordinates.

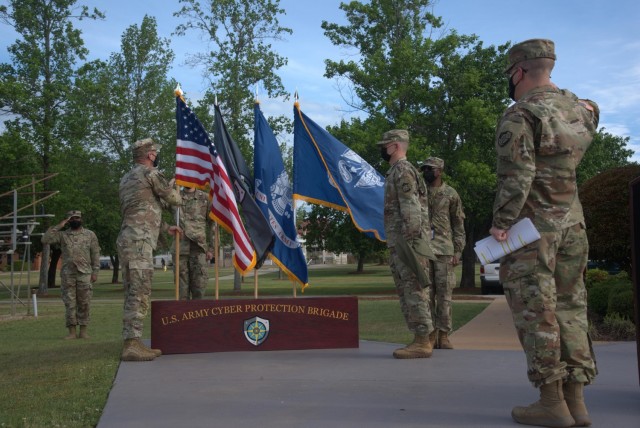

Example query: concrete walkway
[98,296,639,427]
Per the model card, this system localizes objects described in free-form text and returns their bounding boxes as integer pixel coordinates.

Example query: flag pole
[214,223,219,300]
[254,268,258,299]
[174,204,181,301]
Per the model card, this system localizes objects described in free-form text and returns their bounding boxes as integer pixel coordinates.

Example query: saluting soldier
[117,138,182,361]
[42,210,100,340]
[490,39,599,427]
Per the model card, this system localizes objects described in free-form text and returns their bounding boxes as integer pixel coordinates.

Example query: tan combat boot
[64,326,77,340]
[135,338,162,357]
[563,382,591,427]
[121,339,156,362]
[511,379,575,427]
[438,330,453,349]
[78,325,90,339]
[393,333,433,359]
[429,330,437,349]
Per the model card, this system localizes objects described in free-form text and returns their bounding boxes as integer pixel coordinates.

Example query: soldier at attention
[172,186,215,300]
[378,129,436,359]
[419,157,466,350]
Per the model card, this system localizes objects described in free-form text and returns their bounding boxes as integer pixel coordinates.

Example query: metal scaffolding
[0,174,58,317]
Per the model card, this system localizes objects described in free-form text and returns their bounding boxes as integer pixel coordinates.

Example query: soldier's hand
[168,178,176,188]
[206,251,214,261]
[168,225,183,236]
[90,274,97,283]
[490,226,508,242]
[451,255,460,266]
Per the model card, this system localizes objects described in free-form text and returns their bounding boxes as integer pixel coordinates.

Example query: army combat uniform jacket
[493,86,599,232]
[428,182,465,258]
[42,227,101,276]
[173,189,215,255]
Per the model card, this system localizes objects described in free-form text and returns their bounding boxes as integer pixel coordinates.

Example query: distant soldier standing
[490,39,599,427]
[42,210,100,339]
[419,157,465,349]
[117,138,182,361]
[379,129,436,359]
[172,186,215,300]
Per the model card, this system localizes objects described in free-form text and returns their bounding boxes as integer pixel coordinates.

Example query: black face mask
[152,154,160,168]
[69,220,82,229]
[380,146,392,162]
[423,170,436,184]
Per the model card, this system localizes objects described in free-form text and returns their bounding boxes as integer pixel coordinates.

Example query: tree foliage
[0,0,104,186]
[580,164,640,272]
[174,0,292,164]
[322,0,509,286]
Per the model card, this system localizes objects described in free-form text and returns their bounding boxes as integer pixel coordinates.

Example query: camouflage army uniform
[427,181,465,333]
[384,158,434,336]
[493,86,599,387]
[172,188,215,300]
[117,163,181,340]
[42,220,100,328]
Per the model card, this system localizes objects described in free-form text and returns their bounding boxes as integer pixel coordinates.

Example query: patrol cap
[132,138,159,158]
[377,129,409,145]
[505,38,556,73]
[420,157,444,170]
[66,210,82,219]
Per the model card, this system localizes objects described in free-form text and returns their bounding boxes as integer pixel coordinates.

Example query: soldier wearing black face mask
[42,210,101,340]
[418,157,465,350]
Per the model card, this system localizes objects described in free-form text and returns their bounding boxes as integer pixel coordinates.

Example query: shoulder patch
[497,131,512,147]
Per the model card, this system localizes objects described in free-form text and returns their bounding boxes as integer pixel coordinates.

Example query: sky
[1,0,639,161]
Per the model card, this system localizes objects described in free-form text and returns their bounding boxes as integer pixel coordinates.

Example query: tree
[577,129,634,186]
[580,164,640,272]
[0,0,104,191]
[322,0,509,287]
[68,15,177,282]
[174,0,292,164]
[303,206,386,273]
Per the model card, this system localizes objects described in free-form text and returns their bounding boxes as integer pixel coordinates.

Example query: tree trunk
[111,254,119,284]
[459,228,480,288]
[233,270,242,291]
[47,246,61,288]
[357,254,364,273]
[38,244,50,295]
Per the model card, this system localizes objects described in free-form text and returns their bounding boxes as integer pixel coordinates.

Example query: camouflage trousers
[60,266,93,327]
[173,239,208,300]
[118,239,154,340]
[429,255,455,332]
[389,247,434,336]
[500,223,597,387]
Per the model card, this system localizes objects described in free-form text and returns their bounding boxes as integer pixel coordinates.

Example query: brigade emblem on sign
[244,316,270,346]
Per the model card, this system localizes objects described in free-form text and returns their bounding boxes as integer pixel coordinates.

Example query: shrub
[601,313,636,341]
[587,283,611,317]
[608,288,635,321]
[585,269,609,289]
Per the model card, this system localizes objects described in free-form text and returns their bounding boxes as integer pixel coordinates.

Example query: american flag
[175,95,256,273]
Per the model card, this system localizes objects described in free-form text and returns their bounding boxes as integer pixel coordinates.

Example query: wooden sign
[151,296,359,354]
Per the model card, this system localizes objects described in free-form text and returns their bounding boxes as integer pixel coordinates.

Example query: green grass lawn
[0,264,489,428]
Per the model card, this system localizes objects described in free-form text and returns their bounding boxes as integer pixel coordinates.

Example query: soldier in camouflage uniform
[379,129,435,359]
[42,210,100,340]
[419,157,465,349]
[490,39,599,427]
[117,138,182,361]
[172,186,215,300]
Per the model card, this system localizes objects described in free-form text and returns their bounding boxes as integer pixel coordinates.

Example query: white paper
[474,217,541,265]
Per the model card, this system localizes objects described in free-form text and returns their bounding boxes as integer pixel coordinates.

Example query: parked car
[480,262,503,295]
[587,260,622,275]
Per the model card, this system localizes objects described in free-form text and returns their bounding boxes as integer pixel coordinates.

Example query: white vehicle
[480,262,502,295]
